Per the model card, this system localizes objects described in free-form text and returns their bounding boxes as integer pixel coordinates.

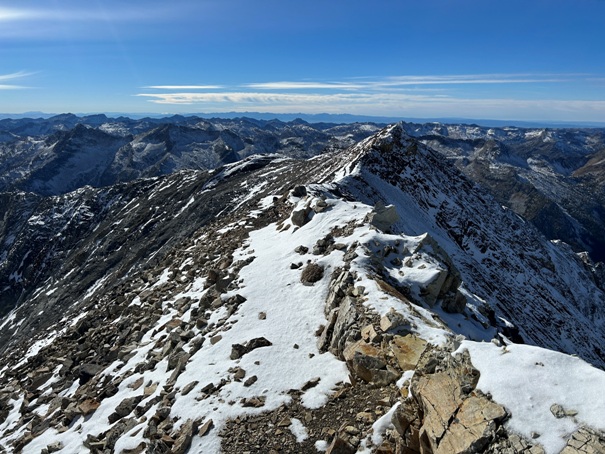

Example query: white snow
[370,403,400,446]
[358,402,401,453]
[14,333,59,368]
[459,341,605,453]
[289,418,309,443]
[82,274,110,300]
[151,267,172,288]
[178,200,360,452]
[6,159,604,454]
[315,439,329,451]
[176,195,195,216]
[0,395,26,450]
[0,309,18,331]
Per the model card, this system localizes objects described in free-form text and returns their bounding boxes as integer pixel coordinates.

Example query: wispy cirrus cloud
[244,74,575,91]
[136,91,374,105]
[144,85,224,90]
[0,5,181,23]
[135,91,605,120]
[0,7,32,21]
[0,3,195,39]
[0,71,33,81]
[0,71,34,90]
[136,74,605,120]
[245,81,365,90]
[361,74,570,87]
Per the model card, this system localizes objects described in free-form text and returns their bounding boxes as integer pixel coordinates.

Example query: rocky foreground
[0,124,604,453]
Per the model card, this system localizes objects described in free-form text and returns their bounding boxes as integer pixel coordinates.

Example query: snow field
[460,341,605,454]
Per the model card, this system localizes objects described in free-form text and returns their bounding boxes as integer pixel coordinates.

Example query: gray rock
[329,297,358,356]
[317,308,339,352]
[561,427,605,453]
[292,208,310,227]
[105,417,138,450]
[172,419,199,454]
[398,347,509,453]
[46,441,64,453]
[442,290,467,314]
[343,339,397,385]
[380,309,411,334]
[368,201,399,233]
[326,436,356,454]
[79,363,104,385]
[313,198,328,213]
[292,185,307,197]
[181,381,198,396]
[294,245,309,254]
[550,403,578,419]
[109,395,143,422]
[230,337,272,360]
[243,375,258,387]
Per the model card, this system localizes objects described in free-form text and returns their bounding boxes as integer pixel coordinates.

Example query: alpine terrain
[0,117,604,453]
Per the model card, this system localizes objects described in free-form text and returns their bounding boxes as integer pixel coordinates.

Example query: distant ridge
[2,111,605,128]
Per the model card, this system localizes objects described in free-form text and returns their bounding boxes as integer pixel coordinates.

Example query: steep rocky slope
[0,125,604,453]
[400,123,605,262]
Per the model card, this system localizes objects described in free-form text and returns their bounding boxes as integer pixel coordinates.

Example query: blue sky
[1,0,605,121]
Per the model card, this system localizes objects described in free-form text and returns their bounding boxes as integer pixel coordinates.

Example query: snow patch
[460,341,605,454]
[289,418,309,443]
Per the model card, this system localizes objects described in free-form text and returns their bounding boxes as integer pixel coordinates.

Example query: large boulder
[396,346,509,453]
[368,202,399,233]
[343,339,398,386]
[301,262,324,285]
[389,334,427,371]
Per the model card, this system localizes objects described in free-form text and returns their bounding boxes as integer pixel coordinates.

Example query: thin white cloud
[245,82,365,90]
[0,71,33,89]
[371,75,566,86]
[0,5,196,39]
[0,71,34,81]
[136,74,605,121]
[144,85,224,90]
[0,85,27,90]
[0,7,31,21]
[135,90,605,121]
[0,5,186,24]
[136,91,378,105]
[242,74,572,92]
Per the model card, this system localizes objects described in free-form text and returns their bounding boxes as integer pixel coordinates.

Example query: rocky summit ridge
[0,123,604,453]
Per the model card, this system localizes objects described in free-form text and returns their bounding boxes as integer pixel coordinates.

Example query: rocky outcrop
[395,346,508,453]
[561,427,605,453]
[368,202,399,233]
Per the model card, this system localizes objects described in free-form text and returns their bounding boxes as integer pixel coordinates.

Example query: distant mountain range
[2,111,605,128]
[1,113,603,263]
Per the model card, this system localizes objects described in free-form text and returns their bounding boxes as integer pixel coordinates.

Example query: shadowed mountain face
[0,115,382,196]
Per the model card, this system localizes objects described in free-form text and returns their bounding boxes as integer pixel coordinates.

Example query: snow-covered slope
[0,124,603,453]
[332,125,605,367]
[400,122,605,262]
